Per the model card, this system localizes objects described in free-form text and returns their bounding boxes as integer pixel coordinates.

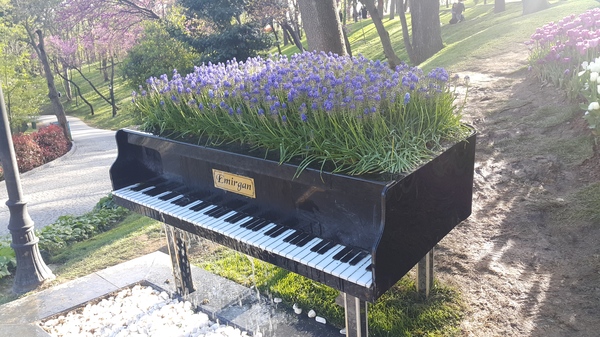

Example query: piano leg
[417,247,434,298]
[343,293,368,337]
[164,224,195,296]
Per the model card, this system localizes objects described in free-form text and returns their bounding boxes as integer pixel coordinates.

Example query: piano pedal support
[164,224,195,296]
[343,293,368,337]
[417,248,434,298]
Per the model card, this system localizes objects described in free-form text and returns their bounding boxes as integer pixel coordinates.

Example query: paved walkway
[0,115,117,237]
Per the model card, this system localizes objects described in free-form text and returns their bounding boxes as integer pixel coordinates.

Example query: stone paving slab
[0,251,340,337]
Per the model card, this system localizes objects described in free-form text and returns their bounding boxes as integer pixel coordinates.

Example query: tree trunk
[495,0,505,13]
[361,0,401,69]
[407,0,443,65]
[389,0,396,20]
[271,19,283,54]
[110,56,117,117]
[398,0,414,62]
[35,30,71,142]
[297,0,347,55]
[281,22,305,52]
[522,0,549,15]
[54,61,94,115]
[101,56,109,82]
[62,63,72,101]
[377,0,384,17]
[282,24,289,45]
[72,67,113,107]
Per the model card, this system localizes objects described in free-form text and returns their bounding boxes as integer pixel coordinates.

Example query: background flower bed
[0,124,71,182]
[527,8,600,133]
[134,51,470,176]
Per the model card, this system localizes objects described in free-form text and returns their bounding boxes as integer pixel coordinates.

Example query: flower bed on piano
[132,51,471,176]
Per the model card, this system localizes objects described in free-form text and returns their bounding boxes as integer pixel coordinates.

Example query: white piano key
[258,229,296,252]
[204,212,246,236]
[344,257,372,284]
[283,238,321,260]
[185,206,222,227]
[172,201,207,219]
[353,269,373,288]
[305,245,345,270]
[338,255,371,281]
[328,253,367,278]
[232,223,277,244]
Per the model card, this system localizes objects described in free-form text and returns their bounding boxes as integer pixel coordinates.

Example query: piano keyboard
[112,179,373,288]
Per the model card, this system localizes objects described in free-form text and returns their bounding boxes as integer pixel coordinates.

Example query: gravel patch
[40,284,254,337]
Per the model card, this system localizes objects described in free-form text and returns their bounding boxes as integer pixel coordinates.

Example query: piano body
[110,128,476,332]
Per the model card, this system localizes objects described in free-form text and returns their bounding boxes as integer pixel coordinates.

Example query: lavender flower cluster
[136,51,451,124]
[133,51,466,175]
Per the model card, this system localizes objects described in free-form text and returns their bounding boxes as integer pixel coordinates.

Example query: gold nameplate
[212,169,256,198]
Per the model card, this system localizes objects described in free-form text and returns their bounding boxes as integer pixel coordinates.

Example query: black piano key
[251,220,271,231]
[268,226,288,238]
[289,233,309,245]
[282,230,301,243]
[296,234,316,247]
[263,224,284,236]
[240,218,261,228]
[243,218,263,229]
[174,191,206,206]
[205,206,227,218]
[310,239,329,252]
[159,191,180,201]
[190,201,212,212]
[144,182,181,197]
[224,212,248,224]
[172,196,190,206]
[340,249,361,263]
[348,251,368,266]
[247,219,269,230]
[333,247,353,260]
[316,241,337,254]
[225,206,259,223]
[131,177,165,191]
[213,208,233,218]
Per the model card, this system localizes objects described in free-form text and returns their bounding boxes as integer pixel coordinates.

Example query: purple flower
[404,93,410,104]
[301,113,308,122]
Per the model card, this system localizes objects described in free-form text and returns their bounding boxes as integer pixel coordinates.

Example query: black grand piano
[110,128,476,336]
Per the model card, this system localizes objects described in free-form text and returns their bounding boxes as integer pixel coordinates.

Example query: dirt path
[436,44,600,336]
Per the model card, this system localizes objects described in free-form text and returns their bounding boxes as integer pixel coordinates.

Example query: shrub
[12,133,43,173]
[0,195,129,279]
[121,22,198,87]
[36,195,129,256]
[0,239,16,280]
[33,124,71,162]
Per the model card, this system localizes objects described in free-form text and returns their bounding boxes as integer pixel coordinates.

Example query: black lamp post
[0,82,55,294]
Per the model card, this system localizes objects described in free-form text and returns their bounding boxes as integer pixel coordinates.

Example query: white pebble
[307,309,316,318]
[39,285,251,337]
[315,316,326,324]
